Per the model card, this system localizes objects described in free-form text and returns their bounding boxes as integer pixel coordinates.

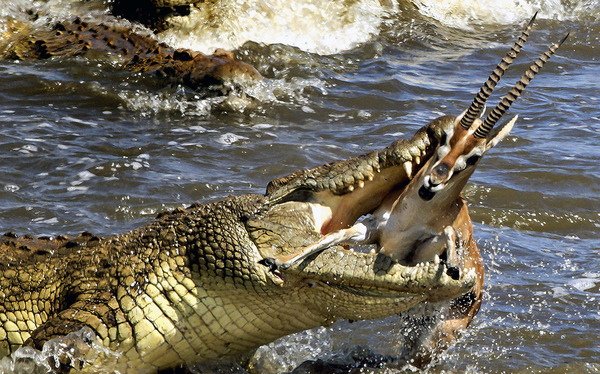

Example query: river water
[0,0,599,373]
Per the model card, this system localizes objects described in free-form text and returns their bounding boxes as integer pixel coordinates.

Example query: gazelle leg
[411,235,446,265]
[442,226,459,271]
[260,219,375,270]
[437,226,460,280]
[411,226,459,279]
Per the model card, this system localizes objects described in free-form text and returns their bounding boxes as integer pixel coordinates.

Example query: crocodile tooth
[434,254,440,265]
[348,185,354,192]
[402,161,412,178]
[410,146,420,157]
[358,180,364,188]
[368,175,374,181]
[415,156,421,165]
[413,267,420,281]
[369,248,376,255]
[387,265,398,276]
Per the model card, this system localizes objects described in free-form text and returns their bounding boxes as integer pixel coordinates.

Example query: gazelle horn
[459,12,537,131]
[473,33,569,139]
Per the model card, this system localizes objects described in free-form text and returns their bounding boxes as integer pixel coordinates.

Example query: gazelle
[263,15,567,278]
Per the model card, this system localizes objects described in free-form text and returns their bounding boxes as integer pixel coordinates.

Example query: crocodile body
[0,118,480,372]
[0,17,261,94]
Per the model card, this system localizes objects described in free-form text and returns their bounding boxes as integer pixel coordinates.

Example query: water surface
[0,0,599,372]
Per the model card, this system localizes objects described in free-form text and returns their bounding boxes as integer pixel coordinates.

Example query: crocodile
[0,115,479,372]
[0,17,261,95]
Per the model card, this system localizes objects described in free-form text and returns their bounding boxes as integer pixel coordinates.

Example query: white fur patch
[309,203,333,232]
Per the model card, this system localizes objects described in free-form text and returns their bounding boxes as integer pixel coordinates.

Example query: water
[0,0,599,372]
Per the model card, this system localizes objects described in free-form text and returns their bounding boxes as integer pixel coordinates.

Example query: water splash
[1,0,115,29]
[411,0,598,29]
[248,327,333,373]
[0,328,121,374]
[158,0,398,55]
[114,75,326,116]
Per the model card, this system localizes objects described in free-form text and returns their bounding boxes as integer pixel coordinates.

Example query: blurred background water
[0,0,599,372]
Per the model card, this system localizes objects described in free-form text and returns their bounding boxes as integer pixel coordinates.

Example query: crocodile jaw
[254,116,476,318]
[311,164,415,234]
[298,251,477,320]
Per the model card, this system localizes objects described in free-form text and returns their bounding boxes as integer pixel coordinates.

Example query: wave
[158,0,399,55]
[1,0,595,57]
[155,0,595,54]
[410,0,599,30]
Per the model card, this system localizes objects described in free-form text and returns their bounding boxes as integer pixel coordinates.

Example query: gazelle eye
[466,155,480,166]
[440,133,447,145]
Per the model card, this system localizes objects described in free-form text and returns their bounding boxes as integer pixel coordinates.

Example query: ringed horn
[459,12,538,131]
[473,32,570,138]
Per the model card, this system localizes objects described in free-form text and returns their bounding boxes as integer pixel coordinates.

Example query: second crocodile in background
[0,17,261,96]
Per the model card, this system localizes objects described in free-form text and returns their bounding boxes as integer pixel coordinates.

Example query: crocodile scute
[0,17,261,95]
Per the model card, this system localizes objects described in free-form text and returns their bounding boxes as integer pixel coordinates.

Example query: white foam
[3,184,19,192]
[551,286,569,298]
[158,0,398,55]
[410,0,593,30]
[17,144,38,154]
[568,278,597,292]
[63,116,98,127]
[117,88,218,116]
[67,186,89,192]
[216,132,248,145]
[32,217,59,224]
[412,0,533,29]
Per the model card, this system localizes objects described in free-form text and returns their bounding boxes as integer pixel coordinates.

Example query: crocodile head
[246,116,478,322]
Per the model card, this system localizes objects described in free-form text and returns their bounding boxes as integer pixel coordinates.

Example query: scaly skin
[0,17,261,94]
[0,117,479,372]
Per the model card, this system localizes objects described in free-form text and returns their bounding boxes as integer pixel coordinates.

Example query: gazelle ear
[485,114,518,151]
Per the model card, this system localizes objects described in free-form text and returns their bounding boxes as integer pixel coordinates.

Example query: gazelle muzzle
[419,181,436,201]
[419,163,450,200]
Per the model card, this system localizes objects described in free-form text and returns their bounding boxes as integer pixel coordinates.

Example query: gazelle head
[419,15,567,201]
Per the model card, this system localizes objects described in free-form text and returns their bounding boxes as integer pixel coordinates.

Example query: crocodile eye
[466,155,480,166]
